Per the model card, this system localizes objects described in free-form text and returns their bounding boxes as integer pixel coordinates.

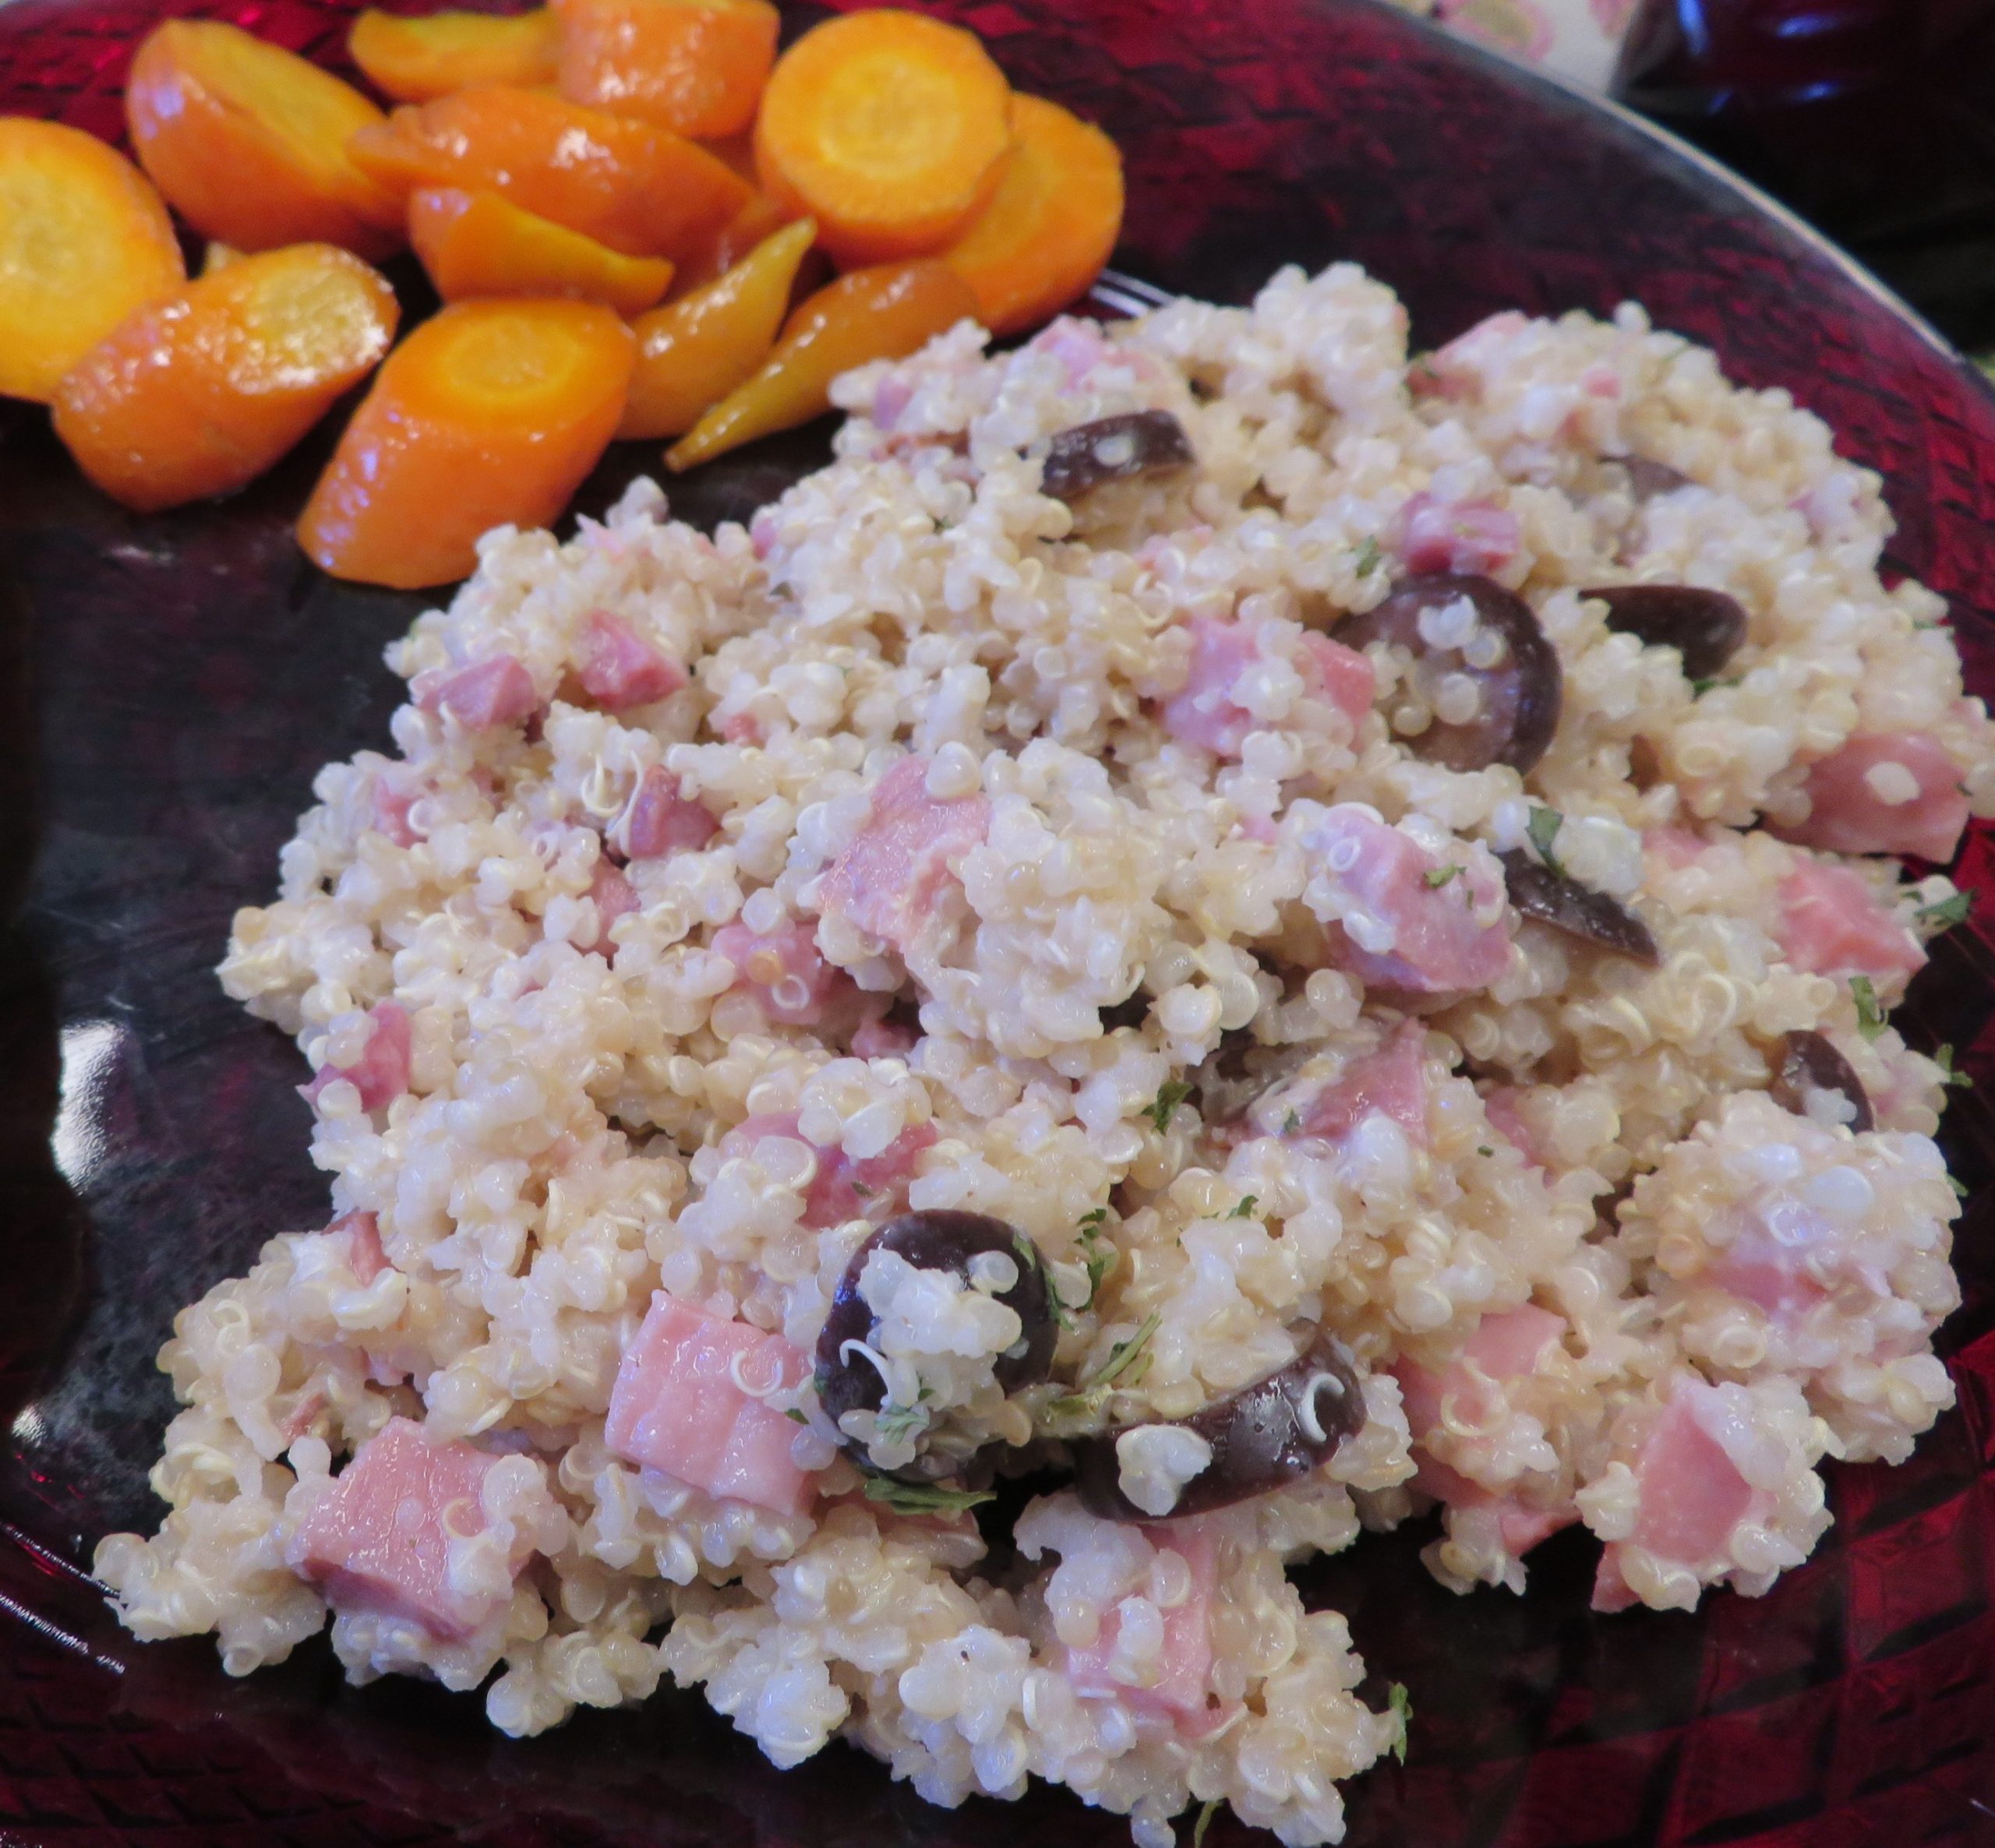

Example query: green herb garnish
[1228,1195,1259,1219]
[785,1407,808,1424]
[1283,1109,1302,1136]
[1045,1312,1163,1420]
[1146,1079,1193,1134]
[1937,1045,1974,1090]
[1424,864,1464,889]
[1850,975,1886,1042]
[1191,1800,1223,1848]
[1387,1683,1413,1762]
[1526,805,1566,878]
[1690,675,1741,697]
[860,1473,994,1517]
[1948,1173,1972,1201]
[1354,536,1382,577]
[1478,1145,1493,1157]
[874,1389,934,1447]
[1917,890,1973,932]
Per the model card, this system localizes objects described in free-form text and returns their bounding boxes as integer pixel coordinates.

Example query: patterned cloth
[1394,0,1636,93]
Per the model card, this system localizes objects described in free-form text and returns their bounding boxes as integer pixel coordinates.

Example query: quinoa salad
[96,260,1995,1846]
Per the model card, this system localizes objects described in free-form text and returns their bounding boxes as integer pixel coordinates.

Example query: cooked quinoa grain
[97,263,1993,1845]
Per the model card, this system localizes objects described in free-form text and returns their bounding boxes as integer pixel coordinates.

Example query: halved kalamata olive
[1499,850,1660,965]
[1335,573,1562,774]
[1069,1338,1364,1521]
[1581,584,1747,682]
[815,1211,1058,1426]
[1039,411,1195,503]
[1768,1029,1874,1134]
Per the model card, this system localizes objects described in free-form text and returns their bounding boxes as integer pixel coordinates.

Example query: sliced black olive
[815,1211,1058,1427]
[1768,1029,1874,1134]
[1499,850,1660,965]
[1582,584,1747,682]
[1040,411,1195,503]
[1068,1338,1364,1520]
[1335,572,1562,774]
[1610,455,1693,500]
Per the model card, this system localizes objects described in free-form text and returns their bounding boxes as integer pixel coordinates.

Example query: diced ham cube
[369,774,422,848]
[1162,619,1375,757]
[733,1112,937,1229]
[1591,1380,1758,1613]
[1389,492,1520,576]
[302,1002,412,1114]
[1775,860,1924,979]
[1481,1087,1545,1169]
[327,1208,390,1285]
[1299,1021,1428,1144]
[1414,1454,1577,1557]
[1065,1518,1235,1737]
[413,655,540,731]
[605,1293,815,1516]
[581,860,639,952]
[576,611,687,712]
[1306,804,1514,993]
[1394,1304,1565,1438]
[1298,633,1377,731]
[714,919,856,1026]
[1414,312,1527,402]
[1773,732,1969,863]
[817,756,990,956]
[623,767,719,859]
[290,1419,529,1639]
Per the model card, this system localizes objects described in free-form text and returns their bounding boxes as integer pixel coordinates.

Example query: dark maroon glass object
[8,2,1995,1845]
[1615,0,1995,348]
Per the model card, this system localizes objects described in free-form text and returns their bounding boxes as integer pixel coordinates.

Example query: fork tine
[1086,266,1174,319]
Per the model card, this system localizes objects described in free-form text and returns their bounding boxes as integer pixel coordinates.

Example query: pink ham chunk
[1644,826,1710,873]
[1308,805,1514,993]
[1592,1380,1758,1613]
[1299,1022,1428,1144]
[1415,1454,1577,1558]
[851,1014,920,1060]
[1394,1304,1565,1440]
[327,1208,390,1284]
[302,1002,411,1114]
[1163,619,1376,756]
[413,654,540,731]
[623,767,719,859]
[605,1293,814,1515]
[1700,1190,1885,1327]
[291,1418,527,1638]
[1773,732,1969,863]
[576,611,687,712]
[1482,1087,1546,1169]
[733,1112,937,1229]
[817,756,990,956]
[1775,860,1924,979]
[714,919,858,1026]
[1389,492,1520,576]
[581,860,639,951]
[369,773,423,848]
[1065,1518,1235,1737]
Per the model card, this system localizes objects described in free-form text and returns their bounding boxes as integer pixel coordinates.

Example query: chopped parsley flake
[1192,1800,1223,1848]
[860,1473,994,1517]
[1424,863,1464,889]
[1948,1173,1971,1201]
[1387,1683,1413,1762]
[1690,675,1742,697]
[1046,1311,1163,1420]
[1478,1145,1494,1157]
[1937,1045,1974,1090]
[1526,805,1566,878]
[1228,1195,1259,1219]
[874,1390,934,1446]
[1354,536,1382,577]
[1068,1211,1118,1315]
[785,1407,808,1424]
[1917,890,1973,932]
[1850,975,1886,1042]
[1147,1079,1193,1134]
[1283,1109,1302,1136]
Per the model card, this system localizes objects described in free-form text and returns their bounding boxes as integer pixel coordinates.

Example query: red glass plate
[5,2,1995,1844]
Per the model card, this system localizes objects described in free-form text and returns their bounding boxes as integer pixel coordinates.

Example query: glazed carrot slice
[941,95,1123,337]
[299,298,635,588]
[52,245,399,513]
[410,187,675,315]
[621,217,814,439]
[0,119,184,403]
[667,258,975,470]
[553,0,778,138]
[754,9,1012,267]
[348,85,749,258]
[348,8,560,103]
[125,20,404,259]
[668,189,793,296]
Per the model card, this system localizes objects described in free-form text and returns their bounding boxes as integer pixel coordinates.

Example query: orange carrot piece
[348,85,749,258]
[667,258,974,470]
[52,244,399,513]
[940,95,1122,337]
[348,9,560,103]
[410,187,675,315]
[553,0,777,138]
[125,20,404,259]
[699,129,758,185]
[754,9,1012,267]
[299,298,635,588]
[202,240,245,273]
[620,217,814,439]
[668,188,793,295]
[0,119,184,403]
